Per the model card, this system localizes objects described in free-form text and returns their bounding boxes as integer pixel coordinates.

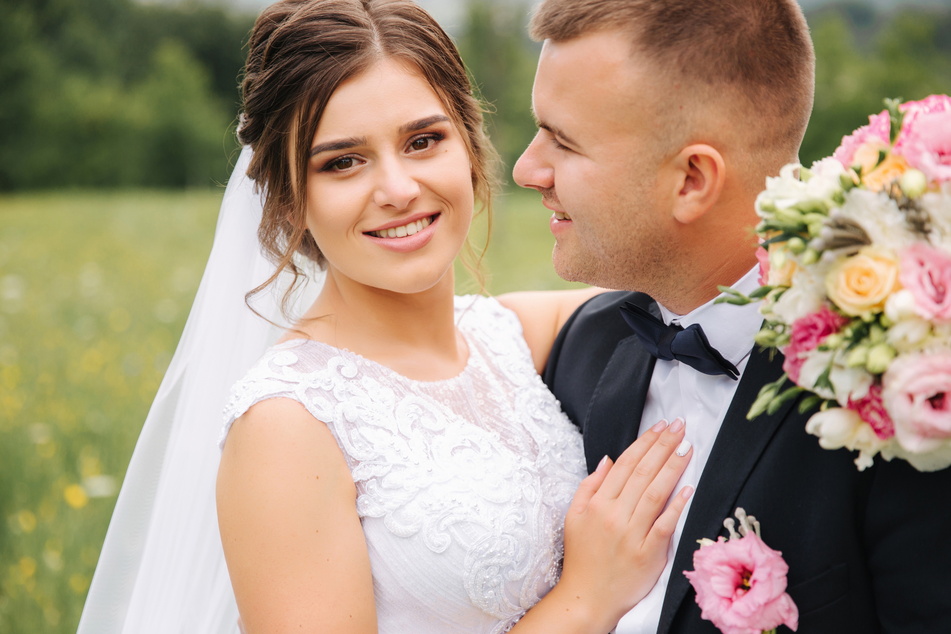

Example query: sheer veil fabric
[78,146,320,632]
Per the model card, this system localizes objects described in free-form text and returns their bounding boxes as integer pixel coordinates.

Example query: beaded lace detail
[221,295,585,633]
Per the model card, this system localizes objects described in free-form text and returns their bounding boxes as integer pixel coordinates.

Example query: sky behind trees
[3,0,948,190]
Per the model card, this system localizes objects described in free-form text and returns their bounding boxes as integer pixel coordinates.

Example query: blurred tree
[801,5,951,165]
[457,0,539,185]
[0,0,251,190]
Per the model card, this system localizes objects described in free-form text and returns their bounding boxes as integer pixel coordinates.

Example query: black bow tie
[620,301,739,380]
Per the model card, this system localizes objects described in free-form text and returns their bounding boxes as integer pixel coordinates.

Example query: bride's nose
[372,158,421,210]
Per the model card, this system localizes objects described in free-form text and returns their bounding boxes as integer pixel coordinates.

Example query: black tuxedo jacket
[544,291,951,633]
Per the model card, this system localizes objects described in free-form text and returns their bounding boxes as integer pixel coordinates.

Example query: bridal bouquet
[723,95,951,471]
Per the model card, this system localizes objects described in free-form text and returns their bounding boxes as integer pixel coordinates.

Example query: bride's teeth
[371,216,433,238]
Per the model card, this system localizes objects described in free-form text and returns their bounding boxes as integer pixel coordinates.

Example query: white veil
[78,146,320,633]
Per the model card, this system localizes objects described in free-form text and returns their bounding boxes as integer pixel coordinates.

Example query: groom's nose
[513,131,554,192]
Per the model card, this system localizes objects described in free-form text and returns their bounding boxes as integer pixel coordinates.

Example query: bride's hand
[557,418,693,630]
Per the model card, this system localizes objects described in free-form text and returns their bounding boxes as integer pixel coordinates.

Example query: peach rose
[825,246,901,317]
[833,110,891,168]
[862,153,910,192]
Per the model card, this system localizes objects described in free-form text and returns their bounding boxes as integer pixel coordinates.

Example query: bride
[78,1,693,632]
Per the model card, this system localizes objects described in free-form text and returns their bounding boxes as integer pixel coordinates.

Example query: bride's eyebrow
[399,114,451,134]
[310,136,366,157]
[309,115,451,157]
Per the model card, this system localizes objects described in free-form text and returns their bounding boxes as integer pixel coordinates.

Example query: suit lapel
[657,346,798,633]
[581,334,657,473]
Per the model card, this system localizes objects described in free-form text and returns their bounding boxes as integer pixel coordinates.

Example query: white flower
[806,157,849,199]
[885,442,951,472]
[922,189,951,251]
[756,164,807,217]
[756,159,845,218]
[767,269,825,325]
[884,289,919,321]
[831,189,915,252]
[797,350,836,400]
[828,361,873,403]
[886,316,932,352]
[805,407,888,470]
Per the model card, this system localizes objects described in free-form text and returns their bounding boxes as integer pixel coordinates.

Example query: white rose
[805,407,888,470]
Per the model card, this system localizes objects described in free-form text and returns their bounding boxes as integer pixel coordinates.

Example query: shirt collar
[656,266,762,367]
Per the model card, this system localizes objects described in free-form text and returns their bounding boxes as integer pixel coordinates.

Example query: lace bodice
[221,295,586,633]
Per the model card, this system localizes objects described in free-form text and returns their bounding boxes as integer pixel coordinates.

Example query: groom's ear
[670,144,724,225]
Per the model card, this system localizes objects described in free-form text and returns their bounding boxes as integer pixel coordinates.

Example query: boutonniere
[684,508,798,634]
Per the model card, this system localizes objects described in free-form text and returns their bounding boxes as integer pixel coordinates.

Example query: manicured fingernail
[651,419,669,432]
[675,439,692,456]
[596,455,610,472]
[681,486,695,500]
[669,417,685,433]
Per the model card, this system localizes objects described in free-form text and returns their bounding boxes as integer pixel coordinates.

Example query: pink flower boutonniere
[684,508,798,634]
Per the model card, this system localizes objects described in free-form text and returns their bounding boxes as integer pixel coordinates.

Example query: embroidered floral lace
[221,295,586,633]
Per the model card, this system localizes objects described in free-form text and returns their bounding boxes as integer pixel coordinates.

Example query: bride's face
[304,57,474,296]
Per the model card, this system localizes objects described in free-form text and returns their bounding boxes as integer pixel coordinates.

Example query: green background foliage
[0,0,949,631]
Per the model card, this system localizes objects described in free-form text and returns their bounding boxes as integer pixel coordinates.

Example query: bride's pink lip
[364,213,441,253]
[364,212,439,234]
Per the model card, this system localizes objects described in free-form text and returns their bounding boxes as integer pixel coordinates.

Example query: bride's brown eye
[410,137,431,151]
[325,156,355,171]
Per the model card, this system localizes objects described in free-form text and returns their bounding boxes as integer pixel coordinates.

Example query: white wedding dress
[221,295,587,633]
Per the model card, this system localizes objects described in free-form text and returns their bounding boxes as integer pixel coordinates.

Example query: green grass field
[0,187,580,632]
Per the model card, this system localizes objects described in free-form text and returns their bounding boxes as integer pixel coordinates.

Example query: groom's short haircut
[529,0,815,172]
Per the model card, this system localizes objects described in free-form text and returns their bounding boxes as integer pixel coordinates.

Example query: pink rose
[847,383,895,440]
[782,307,849,383]
[685,532,799,634]
[882,351,951,454]
[895,95,951,183]
[899,243,951,321]
[833,110,891,169]
[897,94,951,142]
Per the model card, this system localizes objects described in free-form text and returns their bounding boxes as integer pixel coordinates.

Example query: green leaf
[715,286,757,305]
[799,394,824,414]
[767,386,804,415]
[884,97,905,145]
[814,366,833,391]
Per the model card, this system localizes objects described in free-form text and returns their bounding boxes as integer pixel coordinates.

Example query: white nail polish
[675,439,692,457]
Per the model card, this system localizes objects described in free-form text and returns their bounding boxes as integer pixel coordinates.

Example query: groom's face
[514,30,678,292]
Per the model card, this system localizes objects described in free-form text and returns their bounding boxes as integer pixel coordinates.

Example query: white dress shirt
[614,267,764,634]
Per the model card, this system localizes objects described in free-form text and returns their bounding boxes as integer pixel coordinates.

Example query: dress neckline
[274,333,475,386]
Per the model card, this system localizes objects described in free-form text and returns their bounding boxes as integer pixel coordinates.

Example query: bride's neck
[295,273,466,381]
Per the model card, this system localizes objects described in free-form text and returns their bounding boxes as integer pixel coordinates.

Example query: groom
[515,0,951,632]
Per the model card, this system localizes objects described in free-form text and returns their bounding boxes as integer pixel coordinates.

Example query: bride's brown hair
[238,0,498,315]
